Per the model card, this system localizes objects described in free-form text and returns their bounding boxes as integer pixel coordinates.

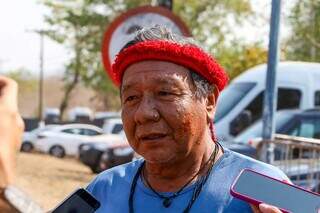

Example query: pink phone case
[230,168,320,213]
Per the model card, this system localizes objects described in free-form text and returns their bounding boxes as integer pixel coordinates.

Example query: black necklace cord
[142,146,217,206]
[129,142,221,213]
[129,161,145,213]
[183,142,220,213]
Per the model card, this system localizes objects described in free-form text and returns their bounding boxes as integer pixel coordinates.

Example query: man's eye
[158,91,172,96]
[125,96,137,103]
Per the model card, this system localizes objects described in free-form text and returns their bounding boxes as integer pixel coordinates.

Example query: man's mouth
[139,133,167,141]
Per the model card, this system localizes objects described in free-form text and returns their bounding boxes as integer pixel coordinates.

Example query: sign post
[261,0,282,164]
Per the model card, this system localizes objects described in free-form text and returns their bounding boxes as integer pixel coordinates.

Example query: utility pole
[156,0,173,10]
[261,0,282,164]
[39,31,44,123]
[26,29,45,124]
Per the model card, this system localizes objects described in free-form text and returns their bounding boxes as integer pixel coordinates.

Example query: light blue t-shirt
[87,149,288,213]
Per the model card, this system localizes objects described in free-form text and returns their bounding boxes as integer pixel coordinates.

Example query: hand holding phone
[231,169,320,213]
[51,188,100,213]
[251,203,283,213]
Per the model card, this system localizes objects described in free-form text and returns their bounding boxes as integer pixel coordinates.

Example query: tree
[42,0,151,118]
[42,0,257,117]
[174,0,253,51]
[217,42,268,80]
[286,0,320,61]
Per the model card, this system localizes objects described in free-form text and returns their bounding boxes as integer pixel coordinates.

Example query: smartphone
[230,169,320,213]
[52,188,100,213]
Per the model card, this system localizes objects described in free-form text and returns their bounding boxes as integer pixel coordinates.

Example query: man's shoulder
[221,149,289,180]
[87,159,143,192]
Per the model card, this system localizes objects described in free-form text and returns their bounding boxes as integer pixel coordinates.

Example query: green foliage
[174,0,252,48]
[42,0,259,111]
[42,0,151,112]
[217,42,268,80]
[286,0,320,61]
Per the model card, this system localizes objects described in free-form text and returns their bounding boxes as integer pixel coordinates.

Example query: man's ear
[206,87,219,120]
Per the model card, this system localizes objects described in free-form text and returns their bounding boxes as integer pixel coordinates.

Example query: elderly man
[87,26,285,213]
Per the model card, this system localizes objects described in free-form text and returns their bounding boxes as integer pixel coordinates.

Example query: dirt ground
[16,152,97,211]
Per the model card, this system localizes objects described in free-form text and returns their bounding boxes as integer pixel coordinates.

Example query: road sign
[102,5,190,75]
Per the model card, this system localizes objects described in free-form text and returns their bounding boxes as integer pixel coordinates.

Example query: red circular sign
[101,6,190,80]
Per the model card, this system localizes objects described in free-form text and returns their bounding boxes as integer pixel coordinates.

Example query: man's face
[121,60,211,163]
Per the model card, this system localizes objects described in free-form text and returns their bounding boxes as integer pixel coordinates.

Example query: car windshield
[234,111,295,144]
[31,125,57,133]
[214,82,256,123]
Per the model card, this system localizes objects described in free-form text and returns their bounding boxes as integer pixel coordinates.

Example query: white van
[103,118,123,135]
[215,61,320,142]
[68,107,93,122]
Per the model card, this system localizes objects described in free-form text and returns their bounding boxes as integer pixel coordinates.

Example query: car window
[62,128,82,135]
[111,124,123,134]
[287,119,320,139]
[315,91,320,106]
[234,112,295,144]
[315,119,320,139]
[243,88,301,124]
[277,88,301,109]
[81,128,102,136]
[230,88,302,136]
[215,82,256,123]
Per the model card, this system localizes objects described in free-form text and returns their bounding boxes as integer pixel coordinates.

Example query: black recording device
[51,188,100,213]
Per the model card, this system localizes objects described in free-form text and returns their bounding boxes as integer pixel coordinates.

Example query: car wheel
[49,145,65,158]
[21,142,33,152]
[95,153,111,173]
[89,164,103,174]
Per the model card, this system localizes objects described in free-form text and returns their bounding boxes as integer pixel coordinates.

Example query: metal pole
[157,0,173,10]
[261,0,282,164]
[26,29,46,126]
[39,31,44,123]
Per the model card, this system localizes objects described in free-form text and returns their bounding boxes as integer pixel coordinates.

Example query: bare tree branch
[306,33,320,49]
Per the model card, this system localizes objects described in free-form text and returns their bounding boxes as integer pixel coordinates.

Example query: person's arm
[0,76,24,189]
[0,76,44,213]
[251,203,283,213]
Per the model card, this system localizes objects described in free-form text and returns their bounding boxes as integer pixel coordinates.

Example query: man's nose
[134,96,160,124]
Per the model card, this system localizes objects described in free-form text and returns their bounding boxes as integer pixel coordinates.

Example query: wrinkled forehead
[120,60,194,92]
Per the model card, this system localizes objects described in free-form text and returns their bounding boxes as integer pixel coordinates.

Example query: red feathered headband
[110,40,228,91]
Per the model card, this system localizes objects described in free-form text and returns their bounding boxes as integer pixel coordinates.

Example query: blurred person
[0,76,42,212]
[85,26,285,213]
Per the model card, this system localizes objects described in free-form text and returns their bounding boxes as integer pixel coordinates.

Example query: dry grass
[16,153,96,211]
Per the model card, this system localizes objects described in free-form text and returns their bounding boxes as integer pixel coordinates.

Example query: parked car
[68,107,93,122]
[21,124,59,152]
[223,143,257,158]
[44,108,60,123]
[79,140,133,173]
[225,108,320,158]
[93,111,120,128]
[233,109,320,147]
[34,124,123,158]
[215,62,320,142]
[103,118,123,134]
[94,111,120,120]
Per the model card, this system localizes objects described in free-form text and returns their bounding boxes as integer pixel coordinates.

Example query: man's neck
[143,141,220,192]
